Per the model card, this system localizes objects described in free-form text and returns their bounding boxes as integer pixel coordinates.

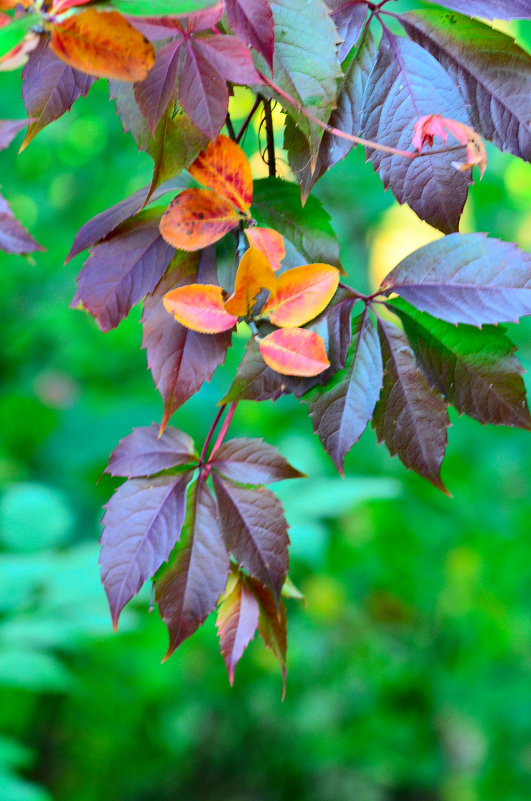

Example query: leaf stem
[199,406,226,467]
[261,97,277,177]
[209,402,238,460]
[236,97,261,144]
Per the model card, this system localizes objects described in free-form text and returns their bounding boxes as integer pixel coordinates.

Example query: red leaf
[262,264,339,328]
[163,283,238,334]
[259,328,330,377]
[413,113,487,178]
[159,188,241,251]
[193,33,261,86]
[188,134,253,214]
[244,227,285,271]
[210,437,305,484]
[156,480,229,659]
[134,39,183,134]
[186,2,224,32]
[216,569,259,685]
[225,0,275,71]
[105,424,198,478]
[178,38,228,139]
[224,247,277,317]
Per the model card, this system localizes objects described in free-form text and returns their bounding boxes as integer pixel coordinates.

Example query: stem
[236,97,261,144]
[225,113,237,141]
[261,97,277,177]
[202,402,238,479]
[199,406,226,467]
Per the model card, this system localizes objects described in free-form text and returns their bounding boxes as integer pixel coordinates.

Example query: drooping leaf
[163,283,238,333]
[225,0,275,70]
[244,227,285,271]
[210,437,305,484]
[379,233,531,326]
[133,39,183,134]
[142,250,232,428]
[212,474,289,601]
[216,568,260,685]
[178,37,228,139]
[222,337,287,403]
[189,135,253,213]
[224,247,277,317]
[305,307,383,475]
[20,38,95,150]
[247,575,287,692]
[159,188,241,250]
[372,318,449,492]
[0,118,27,150]
[399,10,531,162]
[105,424,198,478]
[327,0,368,61]
[100,471,193,629]
[259,328,330,377]
[0,191,44,253]
[424,0,531,18]
[73,208,174,332]
[262,263,339,327]
[388,297,531,430]
[0,12,33,60]
[156,479,229,658]
[360,34,472,234]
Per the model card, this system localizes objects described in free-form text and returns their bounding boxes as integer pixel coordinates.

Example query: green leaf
[388,298,531,431]
[0,14,34,60]
[110,0,215,15]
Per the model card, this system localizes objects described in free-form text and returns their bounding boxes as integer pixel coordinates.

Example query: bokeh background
[1,13,530,801]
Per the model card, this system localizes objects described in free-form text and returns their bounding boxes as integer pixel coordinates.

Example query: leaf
[252,177,341,269]
[360,34,472,234]
[216,569,260,685]
[327,0,368,61]
[262,264,339,327]
[380,233,531,326]
[210,437,305,484]
[305,307,383,475]
[224,247,277,317]
[0,118,27,150]
[259,328,330,377]
[258,0,341,163]
[163,283,238,333]
[0,12,33,60]
[73,208,174,332]
[193,33,261,85]
[424,0,531,18]
[222,337,287,403]
[142,250,232,428]
[212,474,289,601]
[244,227,285,271]
[100,471,193,629]
[225,0,275,70]
[178,37,228,139]
[399,10,531,162]
[159,188,241,251]
[20,38,95,150]
[188,135,253,213]
[105,424,198,478]
[156,479,229,659]
[0,192,44,253]
[133,39,183,134]
[372,318,449,492]
[388,297,531,430]
[247,575,287,692]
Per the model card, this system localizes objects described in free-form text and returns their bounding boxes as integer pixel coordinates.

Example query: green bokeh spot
[0,483,73,552]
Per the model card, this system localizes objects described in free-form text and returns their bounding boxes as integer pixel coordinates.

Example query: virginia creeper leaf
[100,471,193,629]
[156,479,229,659]
[159,188,241,251]
[399,10,531,162]
[0,191,44,254]
[178,38,228,139]
[133,39,183,134]
[247,575,287,692]
[360,34,472,234]
[424,0,531,18]
[224,0,275,70]
[388,297,531,430]
[105,423,198,478]
[212,474,289,601]
[372,318,449,492]
[222,337,287,403]
[224,247,277,317]
[327,0,368,61]
[380,233,531,326]
[73,208,174,332]
[163,283,238,333]
[210,437,305,484]
[193,34,261,86]
[262,263,340,327]
[0,118,27,150]
[189,135,253,214]
[305,307,383,475]
[216,569,260,685]
[244,227,285,271]
[259,328,330,377]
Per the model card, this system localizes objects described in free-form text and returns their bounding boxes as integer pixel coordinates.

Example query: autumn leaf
[262,264,339,327]
[244,227,285,271]
[413,113,487,178]
[159,188,242,250]
[188,134,253,213]
[163,283,238,334]
[49,9,155,82]
[224,247,277,317]
[216,569,259,685]
[259,328,330,377]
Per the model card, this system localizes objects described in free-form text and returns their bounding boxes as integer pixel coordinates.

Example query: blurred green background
[1,16,530,801]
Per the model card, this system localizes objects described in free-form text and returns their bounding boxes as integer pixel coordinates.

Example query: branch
[261,97,276,177]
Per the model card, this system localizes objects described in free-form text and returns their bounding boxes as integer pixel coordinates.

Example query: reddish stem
[201,402,238,479]
[199,406,225,467]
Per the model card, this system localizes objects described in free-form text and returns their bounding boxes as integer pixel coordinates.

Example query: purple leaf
[388,298,531,430]
[105,424,198,478]
[0,119,28,151]
[100,471,193,629]
[210,437,305,484]
[222,337,287,403]
[372,318,449,492]
[187,2,225,32]
[126,16,185,41]
[212,474,289,601]
[424,1,531,20]
[21,39,94,150]
[327,0,369,61]
[142,250,232,429]
[178,40,228,140]
[73,208,174,332]
[134,39,183,134]
[193,33,262,85]
[305,307,383,475]
[0,192,44,254]
[380,233,531,326]
[360,34,472,234]
[216,570,259,685]
[156,480,229,658]
[225,0,275,70]
[247,575,287,691]
[400,10,531,161]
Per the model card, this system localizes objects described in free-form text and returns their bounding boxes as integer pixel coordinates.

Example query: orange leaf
[259,328,330,377]
[188,134,253,213]
[244,227,285,271]
[160,188,241,251]
[163,284,237,334]
[262,263,339,327]
[224,247,277,317]
[49,9,155,82]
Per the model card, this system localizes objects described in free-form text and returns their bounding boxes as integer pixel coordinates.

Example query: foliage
[0,0,530,695]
